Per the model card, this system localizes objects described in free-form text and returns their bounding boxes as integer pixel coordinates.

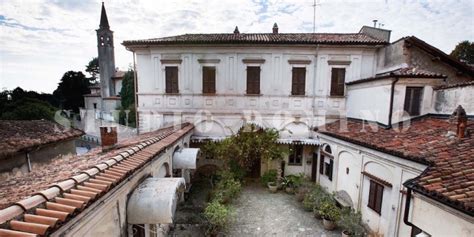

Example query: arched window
[320,144,334,181]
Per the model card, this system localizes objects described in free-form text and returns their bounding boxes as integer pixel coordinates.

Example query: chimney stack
[234,26,240,34]
[272,23,279,34]
[451,105,468,139]
[373,19,378,28]
[100,126,118,151]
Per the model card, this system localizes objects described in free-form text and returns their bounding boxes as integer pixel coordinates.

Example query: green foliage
[202,125,286,173]
[118,70,136,127]
[302,184,333,212]
[85,57,99,81]
[212,170,242,203]
[450,40,474,64]
[318,199,341,221]
[0,97,57,121]
[260,169,277,186]
[53,71,92,113]
[338,208,365,236]
[204,200,234,234]
[282,174,304,188]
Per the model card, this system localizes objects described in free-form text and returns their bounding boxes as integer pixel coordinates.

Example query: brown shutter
[330,68,345,96]
[328,159,333,181]
[319,155,325,174]
[165,67,178,94]
[368,180,376,209]
[404,88,412,114]
[375,183,384,214]
[203,67,216,94]
[292,68,306,95]
[247,67,260,95]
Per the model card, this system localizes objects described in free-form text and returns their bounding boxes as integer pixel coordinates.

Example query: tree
[450,41,474,64]
[85,57,99,81]
[53,71,91,113]
[0,97,56,121]
[118,70,136,127]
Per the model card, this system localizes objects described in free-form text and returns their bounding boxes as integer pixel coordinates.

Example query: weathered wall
[433,85,474,115]
[409,46,472,84]
[317,134,427,236]
[346,81,392,125]
[0,140,77,181]
[135,46,378,134]
[52,133,191,237]
[411,194,474,237]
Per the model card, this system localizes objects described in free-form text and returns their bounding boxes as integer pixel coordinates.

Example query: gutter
[387,77,399,129]
[403,186,415,228]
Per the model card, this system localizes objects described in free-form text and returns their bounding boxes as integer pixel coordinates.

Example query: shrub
[261,169,277,186]
[318,199,341,221]
[212,170,242,203]
[204,200,234,235]
[338,208,366,236]
[302,194,314,211]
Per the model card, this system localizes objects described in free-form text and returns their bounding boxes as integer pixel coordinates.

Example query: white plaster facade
[317,133,428,236]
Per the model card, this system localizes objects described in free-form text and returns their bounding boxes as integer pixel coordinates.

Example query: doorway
[311,152,318,182]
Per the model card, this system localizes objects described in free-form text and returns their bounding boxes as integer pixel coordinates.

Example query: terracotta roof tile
[123,33,387,46]
[0,123,194,235]
[0,120,84,158]
[346,67,447,85]
[318,116,474,216]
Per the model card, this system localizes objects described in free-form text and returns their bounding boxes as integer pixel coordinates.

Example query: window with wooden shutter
[368,180,384,214]
[246,66,260,95]
[291,68,306,95]
[404,87,423,116]
[165,66,179,94]
[202,66,216,94]
[325,159,333,181]
[289,144,303,165]
[330,68,346,96]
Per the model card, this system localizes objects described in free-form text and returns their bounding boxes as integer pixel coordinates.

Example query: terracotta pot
[285,187,294,194]
[295,192,305,202]
[342,230,352,237]
[323,218,336,231]
[268,183,278,193]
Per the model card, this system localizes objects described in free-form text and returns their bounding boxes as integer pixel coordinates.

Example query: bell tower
[96,2,115,97]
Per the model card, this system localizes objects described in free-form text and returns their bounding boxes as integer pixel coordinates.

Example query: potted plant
[267,181,278,193]
[282,176,295,194]
[338,209,365,237]
[296,185,309,202]
[318,199,341,231]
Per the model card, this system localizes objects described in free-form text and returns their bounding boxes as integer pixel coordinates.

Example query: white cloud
[0,0,472,93]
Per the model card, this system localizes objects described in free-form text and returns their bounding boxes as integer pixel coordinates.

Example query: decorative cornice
[328,60,351,65]
[288,59,311,65]
[160,59,182,64]
[198,59,221,64]
[242,58,265,64]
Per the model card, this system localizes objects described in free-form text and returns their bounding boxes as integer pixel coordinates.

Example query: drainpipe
[387,77,399,128]
[133,50,139,135]
[312,44,320,125]
[403,187,415,228]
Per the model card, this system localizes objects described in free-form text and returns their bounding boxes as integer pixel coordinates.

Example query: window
[93,103,97,109]
[291,68,306,95]
[246,66,260,95]
[132,224,145,237]
[319,145,333,180]
[289,144,303,165]
[330,68,346,96]
[404,87,423,116]
[368,180,384,214]
[324,159,334,181]
[165,66,179,94]
[202,66,216,94]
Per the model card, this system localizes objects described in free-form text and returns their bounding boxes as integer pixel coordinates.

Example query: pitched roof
[0,124,194,236]
[99,2,109,29]
[318,116,474,216]
[434,80,474,90]
[0,120,84,159]
[404,36,474,78]
[346,67,447,85]
[122,33,388,47]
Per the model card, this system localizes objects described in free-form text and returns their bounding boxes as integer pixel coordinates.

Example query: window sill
[287,163,302,166]
[202,93,217,96]
[165,93,180,95]
[290,94,306,97]
[245,94,262,96]
[328,95,345,98]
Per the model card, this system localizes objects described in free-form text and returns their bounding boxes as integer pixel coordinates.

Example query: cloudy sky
[0,0,473,93]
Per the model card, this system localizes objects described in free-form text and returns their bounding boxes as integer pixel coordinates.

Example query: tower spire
[100,2,110,29]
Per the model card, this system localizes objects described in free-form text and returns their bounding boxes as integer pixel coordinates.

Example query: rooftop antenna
[312,0,321,33]
[373,19,378,28]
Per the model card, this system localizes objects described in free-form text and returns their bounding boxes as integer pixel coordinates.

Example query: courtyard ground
[225,183,341,237]
[170,180,341,236]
